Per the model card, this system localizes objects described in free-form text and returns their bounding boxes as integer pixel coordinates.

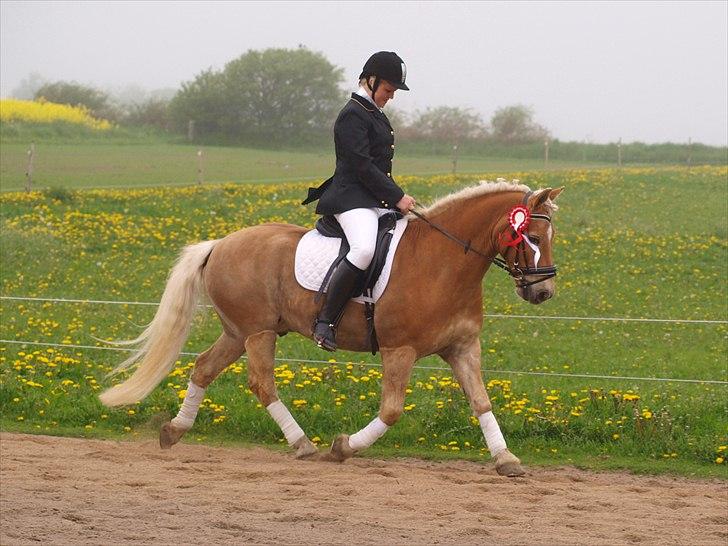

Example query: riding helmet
[359,51,409,90]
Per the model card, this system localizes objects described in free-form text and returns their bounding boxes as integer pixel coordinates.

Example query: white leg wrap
[170,381,206,430]
[266,400,305,445]
[348,417,389,451]
[478,411,507,456]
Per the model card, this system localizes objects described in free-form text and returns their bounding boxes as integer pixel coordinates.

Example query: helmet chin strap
[366,76,381,104]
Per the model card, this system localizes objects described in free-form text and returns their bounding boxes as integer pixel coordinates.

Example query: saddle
[314,211,403,354]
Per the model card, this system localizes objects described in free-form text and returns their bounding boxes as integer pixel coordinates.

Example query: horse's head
[497,187,563,305]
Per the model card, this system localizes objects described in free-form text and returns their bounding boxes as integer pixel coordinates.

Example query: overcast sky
[1,1,726,145]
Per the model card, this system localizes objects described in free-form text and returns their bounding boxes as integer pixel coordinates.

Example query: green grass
[0,141,617,191]
[0,166,726,478]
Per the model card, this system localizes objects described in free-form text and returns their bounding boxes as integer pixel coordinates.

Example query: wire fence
[1,338,725,386]
[2,294,726,385]
[2,296,726,325]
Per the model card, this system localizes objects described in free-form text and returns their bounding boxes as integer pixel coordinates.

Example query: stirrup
[313,320,337,352]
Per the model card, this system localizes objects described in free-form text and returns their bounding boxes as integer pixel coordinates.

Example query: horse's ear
[549,187,564,201]
[527,188,552,210]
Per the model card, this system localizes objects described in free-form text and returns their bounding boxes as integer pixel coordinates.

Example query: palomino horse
[100,180,563,477]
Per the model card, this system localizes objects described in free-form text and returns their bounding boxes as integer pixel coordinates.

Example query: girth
[314,210,402,354]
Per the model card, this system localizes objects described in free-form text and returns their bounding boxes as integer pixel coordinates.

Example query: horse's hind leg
[328,346,417,462]
[160,332,246,449]
[245,331,318,460]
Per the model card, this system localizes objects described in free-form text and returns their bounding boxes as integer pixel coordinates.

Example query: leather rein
[410,191,557,288]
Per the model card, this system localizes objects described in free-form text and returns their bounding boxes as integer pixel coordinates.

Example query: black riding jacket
[303,93,405,215]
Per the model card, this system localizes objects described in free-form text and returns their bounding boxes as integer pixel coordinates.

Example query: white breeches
[334,207,391,270]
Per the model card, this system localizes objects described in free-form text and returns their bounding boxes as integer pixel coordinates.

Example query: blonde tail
[98,240,218,407]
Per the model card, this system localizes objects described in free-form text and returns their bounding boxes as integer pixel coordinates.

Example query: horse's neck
[415,192,517,279]
[429,192,519,260]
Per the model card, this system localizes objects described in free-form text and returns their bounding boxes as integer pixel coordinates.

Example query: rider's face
[372,80,397,108]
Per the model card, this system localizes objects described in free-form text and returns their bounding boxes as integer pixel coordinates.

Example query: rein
[411,191,558,288]
[410,208,490,259]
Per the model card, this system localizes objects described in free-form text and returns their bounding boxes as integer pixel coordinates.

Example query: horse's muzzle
[516,280,554,305]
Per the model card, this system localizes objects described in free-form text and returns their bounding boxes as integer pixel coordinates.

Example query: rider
[302,51,416,351]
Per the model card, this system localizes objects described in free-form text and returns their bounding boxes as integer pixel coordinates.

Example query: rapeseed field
[0,99,112,131]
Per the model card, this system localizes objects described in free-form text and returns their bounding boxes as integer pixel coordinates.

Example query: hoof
[322,434,355,463]
[494,449,526,477]
[159,422,188,450]
[293,436,319,460]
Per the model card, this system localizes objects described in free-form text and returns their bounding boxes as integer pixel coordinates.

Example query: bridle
[492,191,557,288]
[410,190,558,289]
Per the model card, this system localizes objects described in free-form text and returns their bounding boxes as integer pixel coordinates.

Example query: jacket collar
[349,93,392,128]
[350,93,376,112]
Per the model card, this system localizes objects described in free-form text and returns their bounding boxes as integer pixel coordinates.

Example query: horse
[99,180,563,477]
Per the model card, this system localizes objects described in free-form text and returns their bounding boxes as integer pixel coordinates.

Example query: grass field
[0,142,617,191]
[0,166,726,478]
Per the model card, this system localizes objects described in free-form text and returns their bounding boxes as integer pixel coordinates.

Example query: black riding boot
[313,259,365,352]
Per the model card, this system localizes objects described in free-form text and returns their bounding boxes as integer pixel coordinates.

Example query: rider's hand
[396,194,416,213]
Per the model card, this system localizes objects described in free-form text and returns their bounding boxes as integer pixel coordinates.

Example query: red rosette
[509,205,530,233]
[500,205,531,247]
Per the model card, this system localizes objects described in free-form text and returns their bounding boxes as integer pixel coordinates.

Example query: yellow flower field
[0,166,725,476]
[0,99,112,130]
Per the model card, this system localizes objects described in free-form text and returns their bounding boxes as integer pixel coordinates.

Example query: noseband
[411,190,557,289]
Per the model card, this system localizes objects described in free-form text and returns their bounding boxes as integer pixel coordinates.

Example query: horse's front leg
[441,337,525,477]
[245,331,319,460]
[327,346,416,462]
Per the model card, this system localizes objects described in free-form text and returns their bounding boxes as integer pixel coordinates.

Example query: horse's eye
[528,235,540,245]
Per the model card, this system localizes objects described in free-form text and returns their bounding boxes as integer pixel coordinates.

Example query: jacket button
[390,130,394,135]
[391,144,395,149]
[386,172,391,177]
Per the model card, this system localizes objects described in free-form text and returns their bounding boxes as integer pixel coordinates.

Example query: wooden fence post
[544,140,549,168]
[687,137,692,166]
[187,120,195,142]
[25,143,35,192]
[617,138,622,167]
[451,144,458,174]
[197,149,204,185]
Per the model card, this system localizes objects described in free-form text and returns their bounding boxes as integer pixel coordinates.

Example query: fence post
[187,120,195,142]
[197,149,204,185]
[544,140,549,168]
[617,138,622,167]
[25,142,35,192]
[451,144,458,174]
[687,137,692,166]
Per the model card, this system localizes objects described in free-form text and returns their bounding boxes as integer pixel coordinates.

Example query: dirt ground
[0,433,726,545]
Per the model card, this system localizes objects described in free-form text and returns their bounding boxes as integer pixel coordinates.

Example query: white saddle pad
[294,217,409,303]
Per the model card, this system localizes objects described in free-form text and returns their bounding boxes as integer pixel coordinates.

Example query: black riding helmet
[359,51,409,97]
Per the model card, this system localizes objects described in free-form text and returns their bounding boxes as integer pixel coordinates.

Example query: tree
[123,98,170,131]
[34,81,114,120]
[406,106,486,143]
[11,72,47,100]
[489,105,550,143]
[169,69,228,138]
[169,47,345,145]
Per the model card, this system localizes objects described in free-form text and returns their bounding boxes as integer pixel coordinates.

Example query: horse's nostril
[537,291,550,303]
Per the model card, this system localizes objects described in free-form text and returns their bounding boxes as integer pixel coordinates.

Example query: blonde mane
[414,179,532,218]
